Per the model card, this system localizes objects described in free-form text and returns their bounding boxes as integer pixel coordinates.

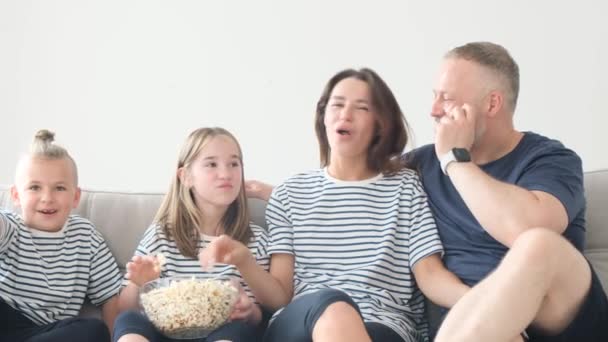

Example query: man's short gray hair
[446,42,520,111]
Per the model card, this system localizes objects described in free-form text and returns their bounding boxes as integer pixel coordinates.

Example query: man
[411,41,607,341]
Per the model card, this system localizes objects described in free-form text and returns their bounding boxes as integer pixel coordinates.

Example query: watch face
[453,148,471,162]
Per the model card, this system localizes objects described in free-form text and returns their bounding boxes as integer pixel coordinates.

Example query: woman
[203,68,468,342]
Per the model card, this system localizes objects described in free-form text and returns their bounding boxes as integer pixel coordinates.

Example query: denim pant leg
[28,317,110,342]
[206,320,261,342]
[263,289,359,342]
[0,299,110,342]
[365,322,404,342]
[113,310,166,342]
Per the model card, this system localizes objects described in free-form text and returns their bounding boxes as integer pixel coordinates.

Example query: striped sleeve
[134,225,156,257]
[0,210,17,254]
[405,174,443,267]
[87,230,122,306]
[266,184,294,255]
[250,224,270,272]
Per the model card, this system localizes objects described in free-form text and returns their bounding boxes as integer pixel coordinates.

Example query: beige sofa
[1,169,607,319]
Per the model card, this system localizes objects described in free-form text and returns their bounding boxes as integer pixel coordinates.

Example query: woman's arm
[412,253,470,308]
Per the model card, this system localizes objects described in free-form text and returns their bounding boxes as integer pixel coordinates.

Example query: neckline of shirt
[323,167,383,185]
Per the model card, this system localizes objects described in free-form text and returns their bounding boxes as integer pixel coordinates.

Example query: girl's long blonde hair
[154,127,252,258]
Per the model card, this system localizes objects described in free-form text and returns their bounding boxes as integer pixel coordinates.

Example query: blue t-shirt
[408,132,585,286]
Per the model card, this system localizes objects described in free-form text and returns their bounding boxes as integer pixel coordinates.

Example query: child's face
[185,135,243,214]
[11,157,81,232]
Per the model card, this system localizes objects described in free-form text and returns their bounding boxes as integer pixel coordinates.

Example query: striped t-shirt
[266,168,442,342]
[0,210,123,325]
[128,223,270,303]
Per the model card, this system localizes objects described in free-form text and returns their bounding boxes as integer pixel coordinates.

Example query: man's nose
[430,98,445,118]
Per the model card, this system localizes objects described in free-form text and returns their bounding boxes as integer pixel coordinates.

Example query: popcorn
[153,253,166,273]
[140,278,238,338]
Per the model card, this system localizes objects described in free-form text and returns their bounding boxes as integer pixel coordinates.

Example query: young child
[0,130,122,342]
[113,127,270,342]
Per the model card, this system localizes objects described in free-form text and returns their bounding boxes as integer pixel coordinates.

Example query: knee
[503,227,579,280]
[511,227,566,260]
[312,289,358,321]
[319,301,359,321]
[113,310,149,340]
[115,310,146,325]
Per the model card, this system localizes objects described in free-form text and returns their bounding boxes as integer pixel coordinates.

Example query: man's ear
[72,187,82,209]
[10,186,21,208]
[486,91,504,117]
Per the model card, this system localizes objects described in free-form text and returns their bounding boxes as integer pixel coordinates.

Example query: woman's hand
[245,180,274,201]
[125,255,161,287]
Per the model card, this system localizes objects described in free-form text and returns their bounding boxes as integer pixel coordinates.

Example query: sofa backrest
[581,170,608,290]
[1,169,607,293]
[0,186,268,272]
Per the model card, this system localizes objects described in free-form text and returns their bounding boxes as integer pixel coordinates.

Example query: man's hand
[199,235,253,269]
[435,103,477,157]
[126,255,161,287]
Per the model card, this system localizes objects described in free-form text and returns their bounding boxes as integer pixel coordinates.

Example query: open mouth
[38,209,58,215]
[337,129,351,136]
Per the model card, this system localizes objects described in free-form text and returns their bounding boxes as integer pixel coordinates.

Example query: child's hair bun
[34,129,55,143]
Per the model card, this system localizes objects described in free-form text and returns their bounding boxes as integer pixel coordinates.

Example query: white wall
[1,0,606,192]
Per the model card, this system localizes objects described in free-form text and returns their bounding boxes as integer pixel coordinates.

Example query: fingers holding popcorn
[229,284,261,324]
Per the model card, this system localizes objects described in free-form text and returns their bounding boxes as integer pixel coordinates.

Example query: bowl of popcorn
[139,276,239,339]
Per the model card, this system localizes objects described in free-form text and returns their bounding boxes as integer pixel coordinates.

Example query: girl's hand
[230,285,262,324]
[125,255,161,287]
[199,235,253,269]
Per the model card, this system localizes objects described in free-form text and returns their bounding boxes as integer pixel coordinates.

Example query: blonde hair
[154,127,252,258]
[22,129,78,184]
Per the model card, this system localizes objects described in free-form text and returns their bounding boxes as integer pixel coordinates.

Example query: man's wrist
[440,148,471,175]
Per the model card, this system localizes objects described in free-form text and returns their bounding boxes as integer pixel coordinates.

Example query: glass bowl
[139,276,239,339]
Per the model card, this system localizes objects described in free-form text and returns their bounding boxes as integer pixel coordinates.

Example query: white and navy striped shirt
[0,210,122,325]
[266,168,442,342]
[128,223,270,303]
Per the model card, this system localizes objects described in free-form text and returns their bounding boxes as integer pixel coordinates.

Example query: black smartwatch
[439,148,471,175]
